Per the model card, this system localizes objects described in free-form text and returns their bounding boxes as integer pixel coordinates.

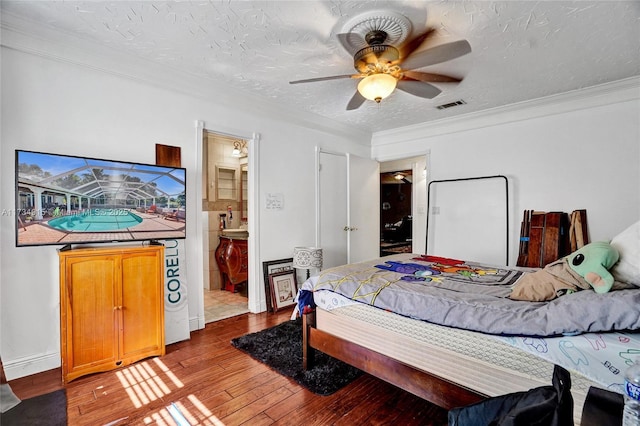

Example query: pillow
[609,220,640,286]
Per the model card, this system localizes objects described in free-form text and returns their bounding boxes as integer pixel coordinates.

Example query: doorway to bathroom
[202,130,250,323]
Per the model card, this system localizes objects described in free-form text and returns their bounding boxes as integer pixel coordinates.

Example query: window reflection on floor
[112,359,226,425]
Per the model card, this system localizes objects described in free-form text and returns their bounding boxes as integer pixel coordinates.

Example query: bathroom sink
[221,228,249,238]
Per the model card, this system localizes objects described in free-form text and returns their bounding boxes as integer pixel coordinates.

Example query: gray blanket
[308,253,640,336]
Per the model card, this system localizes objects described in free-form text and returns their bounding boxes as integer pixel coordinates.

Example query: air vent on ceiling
[436,100,466,110]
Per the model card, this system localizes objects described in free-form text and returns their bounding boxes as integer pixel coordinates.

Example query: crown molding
[372,76,640,146]
[0,12,372,144]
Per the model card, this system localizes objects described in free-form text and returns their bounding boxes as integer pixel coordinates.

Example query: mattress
[312,288,602,425]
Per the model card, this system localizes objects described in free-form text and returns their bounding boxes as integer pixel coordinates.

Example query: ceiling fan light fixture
[357,73,397,103]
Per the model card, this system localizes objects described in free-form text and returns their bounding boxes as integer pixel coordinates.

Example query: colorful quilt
[302,253,640,336]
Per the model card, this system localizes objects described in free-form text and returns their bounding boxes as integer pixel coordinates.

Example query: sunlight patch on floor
[115,359,184,409]
[188,394,226,425]
[152,358,185,388]
[139,398,225,425]
[113,358,226,425]
[143,408,178,425]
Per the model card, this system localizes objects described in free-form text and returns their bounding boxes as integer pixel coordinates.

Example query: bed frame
[302,310,486,410]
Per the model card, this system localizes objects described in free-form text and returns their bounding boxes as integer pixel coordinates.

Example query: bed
[297,221,640,425]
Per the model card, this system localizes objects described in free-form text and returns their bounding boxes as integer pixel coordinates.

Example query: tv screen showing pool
[15,150,186,247]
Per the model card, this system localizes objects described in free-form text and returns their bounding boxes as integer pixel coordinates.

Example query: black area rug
[231,318,362,395]
[0,389,66,426]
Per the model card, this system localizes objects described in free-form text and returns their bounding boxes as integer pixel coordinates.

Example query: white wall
[372,83,640,265]
[0,47,370,379]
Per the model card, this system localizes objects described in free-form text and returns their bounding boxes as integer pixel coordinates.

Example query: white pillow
[610,220,640,286]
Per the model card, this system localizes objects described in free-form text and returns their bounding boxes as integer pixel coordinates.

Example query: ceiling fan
[289,19,471,111]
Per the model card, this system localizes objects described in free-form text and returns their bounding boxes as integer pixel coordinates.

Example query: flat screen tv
[15,150,186,247]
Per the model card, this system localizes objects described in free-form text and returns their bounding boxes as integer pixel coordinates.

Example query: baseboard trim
[189,316,203,332]
[4,352,60,381]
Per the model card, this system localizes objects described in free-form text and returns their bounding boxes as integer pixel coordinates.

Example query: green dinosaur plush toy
[511,241,620,302]
[567,241,620,294]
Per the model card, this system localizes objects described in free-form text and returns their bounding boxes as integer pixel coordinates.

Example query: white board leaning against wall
[426,175,509,266]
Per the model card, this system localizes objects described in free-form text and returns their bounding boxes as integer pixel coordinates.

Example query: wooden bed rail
[302,310,486,410]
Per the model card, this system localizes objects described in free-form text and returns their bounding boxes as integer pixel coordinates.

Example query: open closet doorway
[202,130,250,323]
[379,155,429,256]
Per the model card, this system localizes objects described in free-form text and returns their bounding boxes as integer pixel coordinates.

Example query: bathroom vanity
[215,232,248,293]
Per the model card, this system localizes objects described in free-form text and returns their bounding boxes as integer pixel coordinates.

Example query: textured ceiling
[2,1,639,133]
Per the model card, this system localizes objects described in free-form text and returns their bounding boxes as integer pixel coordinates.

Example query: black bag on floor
[448,365,573,426]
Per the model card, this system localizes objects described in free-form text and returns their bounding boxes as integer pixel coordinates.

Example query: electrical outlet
[432,206,440,215]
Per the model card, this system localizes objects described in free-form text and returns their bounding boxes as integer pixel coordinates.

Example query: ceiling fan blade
[336,32,367,56]
[401,39,472,71]
[346,91,366,110]
[403,70,462,83]
[289,74,359,84]
[397,28,436,61]
[396,80,442,99]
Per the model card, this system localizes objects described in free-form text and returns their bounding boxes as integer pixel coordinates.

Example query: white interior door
[318,151,348,269]
[347,153,380,263]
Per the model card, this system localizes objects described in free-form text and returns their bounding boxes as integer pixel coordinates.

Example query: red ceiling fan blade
[403,71,462,83]
[396,80,442,99]
[346,91,366,110]
[289,74,360,84]
[401,39,472,71]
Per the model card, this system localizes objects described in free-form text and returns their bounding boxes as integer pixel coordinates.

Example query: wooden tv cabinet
[58,244,165,383]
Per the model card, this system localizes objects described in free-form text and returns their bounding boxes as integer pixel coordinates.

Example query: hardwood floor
[7,311,449,425]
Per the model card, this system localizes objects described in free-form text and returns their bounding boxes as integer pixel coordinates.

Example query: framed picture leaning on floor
[262,258,293,311]
[268,271,297,312]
